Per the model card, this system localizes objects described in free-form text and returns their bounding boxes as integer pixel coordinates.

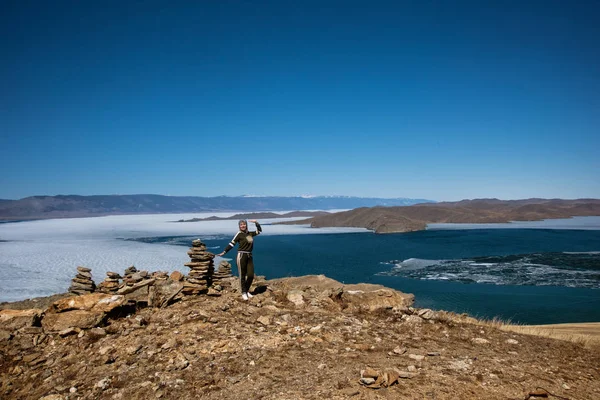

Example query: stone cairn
[123,265,138,284]
[122,266,148,285]
[152,271,169,281]
[182,239,215,295]
[97,271,122,293]
[69,266,96,295]
[213,260,233,287]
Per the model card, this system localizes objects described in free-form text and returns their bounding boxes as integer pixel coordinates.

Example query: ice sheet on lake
[0,213,367,302]
[427,216,600,231]
[379,251,600,289]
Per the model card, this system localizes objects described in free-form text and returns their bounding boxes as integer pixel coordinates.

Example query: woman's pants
[236,252,254,293]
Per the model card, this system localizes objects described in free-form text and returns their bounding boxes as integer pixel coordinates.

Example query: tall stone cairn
[69,266,96,295]
[182,239,215,295]
[97,271,122,293]
[213,260,233,286]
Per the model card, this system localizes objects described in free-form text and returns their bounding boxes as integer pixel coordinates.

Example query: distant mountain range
[0,195,434,221]
[278,198,600,233]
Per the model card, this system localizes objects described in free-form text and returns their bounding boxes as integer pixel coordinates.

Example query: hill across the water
[174,210,329,222]
[278,198,600,233]
[0,195,433,221]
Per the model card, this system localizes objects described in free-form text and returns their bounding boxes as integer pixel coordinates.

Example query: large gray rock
[49,294,126,313]
[152,280,184,307]
[287,290,305,307]
[270,275,414,312]
[42,310,105,332]
[341,284,414,312]
[418,308,438,320]
[124,284,149,302]
[0,309,43,331]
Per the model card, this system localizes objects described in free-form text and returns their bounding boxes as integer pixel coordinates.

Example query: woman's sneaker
[246,292,254,298]
[242,293,249,301]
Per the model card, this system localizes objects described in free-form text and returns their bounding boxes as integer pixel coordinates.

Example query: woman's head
[238,219,248,231]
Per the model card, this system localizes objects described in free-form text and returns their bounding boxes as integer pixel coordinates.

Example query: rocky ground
[1,275,599,400]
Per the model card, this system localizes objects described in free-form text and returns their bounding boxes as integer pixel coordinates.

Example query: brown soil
[1,277,599,400]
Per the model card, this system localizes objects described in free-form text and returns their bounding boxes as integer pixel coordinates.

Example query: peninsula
[174,210,329,223]
[278,198,600,233]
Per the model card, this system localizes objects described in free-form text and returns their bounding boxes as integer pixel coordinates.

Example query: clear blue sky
[1,0,598,201]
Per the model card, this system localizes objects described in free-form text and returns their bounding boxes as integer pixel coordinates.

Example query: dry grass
[479,317,600,350]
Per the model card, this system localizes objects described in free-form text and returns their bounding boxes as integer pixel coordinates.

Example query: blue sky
[1,1,599,201]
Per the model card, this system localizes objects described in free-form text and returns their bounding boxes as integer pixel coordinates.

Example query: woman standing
[217,219,261,300]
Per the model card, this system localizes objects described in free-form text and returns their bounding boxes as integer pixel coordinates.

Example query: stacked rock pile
[97,272,122,293]
[69,266,96,295]
[182,239,215,295]
[122,266,151,286]
[123,265,137,281]
[152,271,169,280]
[213,260,233,285]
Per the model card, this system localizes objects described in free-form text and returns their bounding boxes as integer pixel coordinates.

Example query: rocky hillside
[1,275,599,400]
[281,198,600,233]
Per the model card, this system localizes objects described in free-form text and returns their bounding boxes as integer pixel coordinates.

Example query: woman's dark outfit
[222,222,261,294]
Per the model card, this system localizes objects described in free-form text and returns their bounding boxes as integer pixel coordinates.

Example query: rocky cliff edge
[1,275,599,400]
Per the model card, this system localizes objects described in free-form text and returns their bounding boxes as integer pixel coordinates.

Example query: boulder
[287,290,305,307]
[124,284,149,302]
[0,309,43,331]
[170,271,184,281]
[153,280,184,308]
[269,275,414,312]
[42,310,105,332]
[342,284,414,312]
[49,294,126,313]
[418,308,438,320]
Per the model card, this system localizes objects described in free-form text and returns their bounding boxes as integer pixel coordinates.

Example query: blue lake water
[137,228,600,325]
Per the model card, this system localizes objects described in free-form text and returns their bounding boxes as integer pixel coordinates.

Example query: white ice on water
[427,216,600,230]
[0,212,367,302]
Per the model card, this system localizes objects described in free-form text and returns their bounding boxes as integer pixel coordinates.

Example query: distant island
[175,210,329,222]
[0,194,433,221]
[278,198,600,233]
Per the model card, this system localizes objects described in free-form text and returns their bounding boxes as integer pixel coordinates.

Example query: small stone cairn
[152,271,169,280]
[182,239,215,295]
[123,265,138,284]
[213,260,233,286]
[97,272,122,293]
[122,266,149,286]
[69,266,96,295]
